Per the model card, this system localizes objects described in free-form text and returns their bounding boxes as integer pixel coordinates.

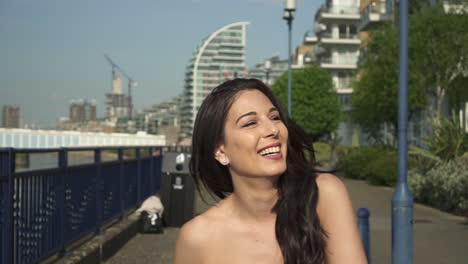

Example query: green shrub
[338,145,392,180]
[339,146,416,186]
[408,169,429,202]
[408,145,441,174]
[364,152,398,186]
[427,112,468,161]
[409,155,468,217]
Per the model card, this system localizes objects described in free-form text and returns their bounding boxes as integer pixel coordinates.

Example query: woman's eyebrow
[235,107,278,124]
[235,111,256,124]
[269,107,277,113]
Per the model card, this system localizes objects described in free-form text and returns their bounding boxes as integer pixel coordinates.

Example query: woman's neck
[228,176,279,223]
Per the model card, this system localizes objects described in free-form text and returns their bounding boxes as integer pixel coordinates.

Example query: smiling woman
[173,79,367,264]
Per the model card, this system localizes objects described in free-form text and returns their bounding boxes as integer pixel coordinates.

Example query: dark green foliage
[447,75,468,113]
[408,145,441,174]
[411,4,468,114]
[427,112,468,161]
[351,3,468,140]
[339,146,416,186]
[351,22,427,141]
[364,152,398,186]
[271,65,342,140]
[338,146,392,180]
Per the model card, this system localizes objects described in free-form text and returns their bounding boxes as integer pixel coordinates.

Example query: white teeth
[259,146,280,156]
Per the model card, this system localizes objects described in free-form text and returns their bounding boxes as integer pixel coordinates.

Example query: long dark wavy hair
[190,78,327,264]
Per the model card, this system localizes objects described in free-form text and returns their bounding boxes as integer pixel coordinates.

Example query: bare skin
[173,90,367,264]
[175,192,283,264]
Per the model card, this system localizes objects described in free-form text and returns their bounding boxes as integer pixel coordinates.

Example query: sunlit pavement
[108,178,468,264]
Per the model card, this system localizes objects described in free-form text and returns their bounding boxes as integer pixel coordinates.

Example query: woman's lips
[261,152,283,160]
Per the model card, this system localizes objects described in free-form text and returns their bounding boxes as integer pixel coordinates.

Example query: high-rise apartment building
[69,99,97,122]
[314,0,361,94]
[181,21,249,137]
[2,105,21,128]
[312,0,361,144]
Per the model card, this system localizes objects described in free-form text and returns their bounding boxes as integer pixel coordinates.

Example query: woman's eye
[271,115,281,121]
[242,121,256,127]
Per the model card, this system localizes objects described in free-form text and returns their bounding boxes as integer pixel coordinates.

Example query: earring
[221,158,229,165]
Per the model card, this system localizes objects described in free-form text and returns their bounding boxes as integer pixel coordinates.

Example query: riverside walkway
[108,178,468,264]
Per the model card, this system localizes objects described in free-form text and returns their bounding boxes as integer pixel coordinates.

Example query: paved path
[107,178,468,264]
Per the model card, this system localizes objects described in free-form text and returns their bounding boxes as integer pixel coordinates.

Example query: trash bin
[160,151,195,227]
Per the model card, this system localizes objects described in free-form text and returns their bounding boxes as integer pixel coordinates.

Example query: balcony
[320,56,358,70]
[317,5,360,21]
[305,35,318,44]
[336,88,353,95]
[359,1,392,31]
[319,32,361,45]
[217,48,244,54]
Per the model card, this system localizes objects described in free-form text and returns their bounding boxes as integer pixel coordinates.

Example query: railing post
[94,149,103,235]
[135,147,142,202]
[148,147,154,194]
[1,148,14,264]
[58,148,69,256]
[357,208,371,263]
[155,147,162,194]
[118,148,126,220]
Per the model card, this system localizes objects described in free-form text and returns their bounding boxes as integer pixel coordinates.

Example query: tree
[271,65,341,141]
[351,3,468,141]
[411,4,468,116]
[351,23,427,142]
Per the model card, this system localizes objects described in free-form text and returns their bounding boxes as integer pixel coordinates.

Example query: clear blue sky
[1,0,322,128]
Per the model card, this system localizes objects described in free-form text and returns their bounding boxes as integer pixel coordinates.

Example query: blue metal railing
[0,145,175,264]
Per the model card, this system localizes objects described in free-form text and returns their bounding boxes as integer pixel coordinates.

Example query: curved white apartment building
[181,22,249,137]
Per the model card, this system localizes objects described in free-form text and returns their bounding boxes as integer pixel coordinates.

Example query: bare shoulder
[173,213,214,264]
[316,173,348,197]
[178,214,211,244]
[315,173,368,263]
[315,172,345,187]
[173,204,225,264]
[315,173,352,219]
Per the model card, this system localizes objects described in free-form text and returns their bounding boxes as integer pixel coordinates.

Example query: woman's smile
[257,142,283,160]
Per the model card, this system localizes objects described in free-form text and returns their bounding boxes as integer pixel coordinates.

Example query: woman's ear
[214,145,230,166]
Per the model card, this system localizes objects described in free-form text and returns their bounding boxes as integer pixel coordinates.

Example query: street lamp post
[283,0,296,117]
[392,0,413,263]
[264,59,272,85]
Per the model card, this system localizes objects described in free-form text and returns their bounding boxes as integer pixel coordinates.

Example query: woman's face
[215,89,288,179]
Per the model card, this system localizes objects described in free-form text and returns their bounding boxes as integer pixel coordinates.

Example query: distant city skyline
[1,0,322,128]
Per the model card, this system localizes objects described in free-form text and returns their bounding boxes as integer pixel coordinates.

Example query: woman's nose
[263,119,279,138]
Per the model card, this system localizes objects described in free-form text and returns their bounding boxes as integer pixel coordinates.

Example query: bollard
[357,208,371,263]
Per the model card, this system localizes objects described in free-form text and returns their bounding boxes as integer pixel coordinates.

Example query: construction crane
[103,53,138,119]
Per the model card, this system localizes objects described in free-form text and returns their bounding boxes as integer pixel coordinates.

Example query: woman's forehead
[228,90,274,114]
